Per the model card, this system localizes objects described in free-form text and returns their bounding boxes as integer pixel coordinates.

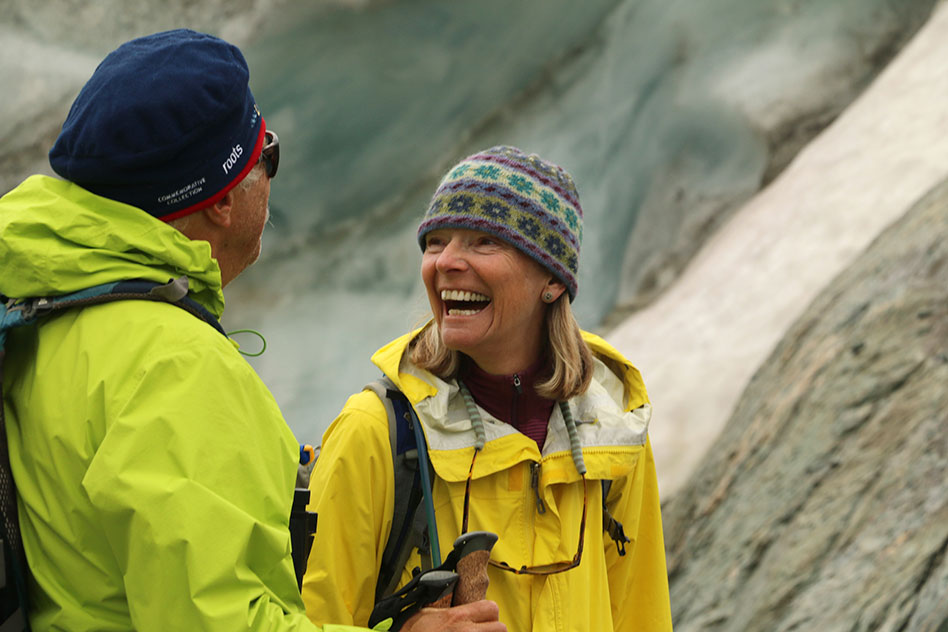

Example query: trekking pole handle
[448,531,497,606]
[368,569,458,630]
[367,531,498,628]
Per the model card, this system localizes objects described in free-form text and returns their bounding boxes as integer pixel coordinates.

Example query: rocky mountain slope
[662,178,948,631]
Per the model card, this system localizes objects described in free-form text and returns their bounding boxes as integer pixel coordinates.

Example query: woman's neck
[460,356,554,450]
[463,335,544,376]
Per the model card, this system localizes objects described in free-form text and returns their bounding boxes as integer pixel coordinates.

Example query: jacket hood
[372,324,649,408]
[371,324,652,482]
[0,175,224,317]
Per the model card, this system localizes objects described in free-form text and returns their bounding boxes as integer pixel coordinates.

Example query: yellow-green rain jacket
[0,176,367,632]
[302,328,673,631]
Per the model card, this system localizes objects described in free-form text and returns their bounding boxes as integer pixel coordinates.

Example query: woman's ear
[542,279,567,303]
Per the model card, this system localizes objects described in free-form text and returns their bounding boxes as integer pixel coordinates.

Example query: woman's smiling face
[421,227,565,374]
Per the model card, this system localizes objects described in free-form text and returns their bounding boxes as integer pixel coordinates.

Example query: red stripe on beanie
[160,121,267,223]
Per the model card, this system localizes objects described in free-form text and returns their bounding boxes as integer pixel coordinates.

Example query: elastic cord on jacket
[457,380,586,476]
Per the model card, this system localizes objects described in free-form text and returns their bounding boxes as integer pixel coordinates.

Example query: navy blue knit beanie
[49,29,265,221]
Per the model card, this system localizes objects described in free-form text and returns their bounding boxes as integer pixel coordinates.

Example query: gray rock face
[662,178,948,631]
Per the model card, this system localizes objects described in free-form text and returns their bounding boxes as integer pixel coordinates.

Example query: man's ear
[201,189,236,228]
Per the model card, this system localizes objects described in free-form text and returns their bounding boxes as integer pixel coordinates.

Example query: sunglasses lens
[262,130,280,178]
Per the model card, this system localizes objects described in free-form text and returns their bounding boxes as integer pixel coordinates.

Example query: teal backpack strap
[0,277,224,339]
[365,378,438,604]
[0,276,225,630]
[601,479,631,556]
[0,277,227,340]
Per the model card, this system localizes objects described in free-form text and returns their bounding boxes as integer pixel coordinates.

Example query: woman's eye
[425,237,445,251]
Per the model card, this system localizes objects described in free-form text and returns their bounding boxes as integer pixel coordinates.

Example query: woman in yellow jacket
[303,146,672,631]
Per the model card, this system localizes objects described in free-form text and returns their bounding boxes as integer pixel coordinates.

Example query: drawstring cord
[227,328,267,357]
[457,379,587,476]
[558,401,587,476]
[457,381,487,451]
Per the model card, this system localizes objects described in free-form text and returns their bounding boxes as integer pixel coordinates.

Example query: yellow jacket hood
[370,326,654,484]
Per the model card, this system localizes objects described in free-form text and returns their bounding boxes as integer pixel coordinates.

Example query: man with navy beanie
[0,29,502,632]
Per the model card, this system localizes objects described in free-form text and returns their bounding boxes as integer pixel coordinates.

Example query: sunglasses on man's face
[260,130,280,179]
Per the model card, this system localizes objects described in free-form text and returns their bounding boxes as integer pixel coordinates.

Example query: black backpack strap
[365,378,436,604]
[601,479,631,556]
[0,352,29,631]
[0,276,225,630]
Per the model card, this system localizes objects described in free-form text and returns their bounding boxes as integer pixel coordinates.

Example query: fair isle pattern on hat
[417,146,584,300]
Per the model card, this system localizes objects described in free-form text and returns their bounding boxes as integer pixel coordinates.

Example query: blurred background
[3,2,946,628]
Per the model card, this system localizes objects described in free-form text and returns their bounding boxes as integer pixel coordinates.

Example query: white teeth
[448,309,481,316]
[440,289,490,302]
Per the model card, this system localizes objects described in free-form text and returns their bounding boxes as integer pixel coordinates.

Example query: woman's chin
[440,331,478,353]
[439,307,490,342]
[439,322,487,353]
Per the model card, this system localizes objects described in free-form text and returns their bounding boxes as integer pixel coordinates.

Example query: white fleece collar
[403,356,651,455]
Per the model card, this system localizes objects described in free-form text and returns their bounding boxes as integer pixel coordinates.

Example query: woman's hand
[401,600,506,632]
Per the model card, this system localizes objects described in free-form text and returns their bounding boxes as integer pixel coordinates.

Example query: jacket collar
[372,325,649,409]
[371,324,652,482]
[0,175,225,317]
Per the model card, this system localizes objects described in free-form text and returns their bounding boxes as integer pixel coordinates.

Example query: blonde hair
[409,295,594,401]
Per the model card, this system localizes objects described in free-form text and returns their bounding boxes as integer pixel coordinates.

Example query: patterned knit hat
[417,146,583,300]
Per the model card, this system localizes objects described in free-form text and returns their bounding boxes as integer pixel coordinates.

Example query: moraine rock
[662,176,948,631]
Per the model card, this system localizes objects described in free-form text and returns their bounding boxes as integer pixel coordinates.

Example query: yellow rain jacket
[303,329,673,631]
[0,176,367,631]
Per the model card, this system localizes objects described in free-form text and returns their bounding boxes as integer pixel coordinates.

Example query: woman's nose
[435,239,469,272]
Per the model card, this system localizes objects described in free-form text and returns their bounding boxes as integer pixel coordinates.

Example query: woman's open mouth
[441,289,491,316]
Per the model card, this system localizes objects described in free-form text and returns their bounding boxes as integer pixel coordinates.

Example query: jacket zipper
[530,461,546,514]
[511,373,522,426]
[517,376,545,514]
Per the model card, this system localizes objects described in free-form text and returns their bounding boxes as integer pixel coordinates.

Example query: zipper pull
[530,462,546,514]
[511,374,523,426]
